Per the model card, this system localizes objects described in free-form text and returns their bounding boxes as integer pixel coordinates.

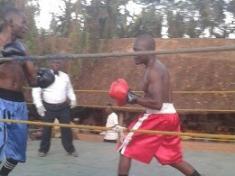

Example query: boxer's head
[1,7,28,40]
[133,33,155,65]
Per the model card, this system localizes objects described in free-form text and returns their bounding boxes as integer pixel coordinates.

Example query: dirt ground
[10,138,235,176]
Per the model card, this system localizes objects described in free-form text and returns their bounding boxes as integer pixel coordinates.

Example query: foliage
[1,0,234,55]
[133,0,235,38]
[128,6,162,37]
[24,0,40,53]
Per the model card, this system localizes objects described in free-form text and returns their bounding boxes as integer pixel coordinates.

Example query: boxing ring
[1,44,235,175]
[10,139,235,176]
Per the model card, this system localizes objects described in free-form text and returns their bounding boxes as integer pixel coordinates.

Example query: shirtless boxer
[109,33,202,176]
[0,7,54,175]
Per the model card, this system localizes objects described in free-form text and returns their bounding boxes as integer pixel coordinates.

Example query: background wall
[25,38,235,134]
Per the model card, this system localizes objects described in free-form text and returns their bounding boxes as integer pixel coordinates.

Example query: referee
[32,60,78,157]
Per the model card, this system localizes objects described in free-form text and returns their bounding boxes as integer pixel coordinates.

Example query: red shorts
[117,112,182,164]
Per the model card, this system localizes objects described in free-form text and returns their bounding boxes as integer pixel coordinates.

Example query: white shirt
[104,112,119,140]
[32,70,76,107]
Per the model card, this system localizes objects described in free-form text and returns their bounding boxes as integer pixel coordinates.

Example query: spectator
[103,104,119,143]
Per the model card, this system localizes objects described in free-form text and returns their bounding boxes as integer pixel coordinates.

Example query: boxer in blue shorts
[0,91,28,163]
[0,7,55,175]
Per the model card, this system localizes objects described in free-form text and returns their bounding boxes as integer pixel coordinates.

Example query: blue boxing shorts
[0,88,28,162]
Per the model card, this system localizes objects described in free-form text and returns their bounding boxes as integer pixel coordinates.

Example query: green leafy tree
[228,0,235,16]
[49,0,85,37]
[167,11,185,38]
[81,0,130,51]
[134,0,233,38]
[24,0,40,53]
[128,6,162,37]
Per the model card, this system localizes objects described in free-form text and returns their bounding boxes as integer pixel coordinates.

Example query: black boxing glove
[127,90,138,104]
[36,68,55,88]
[1,40,26,57]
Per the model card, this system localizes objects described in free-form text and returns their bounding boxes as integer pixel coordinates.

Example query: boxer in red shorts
[109,33,202,176]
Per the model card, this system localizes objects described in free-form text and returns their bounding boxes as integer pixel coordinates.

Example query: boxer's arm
[22,61,38,87]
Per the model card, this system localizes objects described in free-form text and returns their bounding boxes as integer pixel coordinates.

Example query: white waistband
[145,103,176,114]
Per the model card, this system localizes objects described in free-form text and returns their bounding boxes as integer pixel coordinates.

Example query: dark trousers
[39,102,75,153]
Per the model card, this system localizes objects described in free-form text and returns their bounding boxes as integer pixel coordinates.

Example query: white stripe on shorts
[118,113,150,154]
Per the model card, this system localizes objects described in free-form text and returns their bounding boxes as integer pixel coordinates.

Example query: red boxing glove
[109,78,129,106]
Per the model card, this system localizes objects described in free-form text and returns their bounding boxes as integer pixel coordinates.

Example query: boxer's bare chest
[0,41,25,90]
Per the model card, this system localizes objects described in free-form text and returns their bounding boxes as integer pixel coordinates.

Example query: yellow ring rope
[73,89,235,94]
[0,119,234,141]
[25,103,235,113]
[77,104,235,113]
[24,87,235,94]
[25,102,235,113]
